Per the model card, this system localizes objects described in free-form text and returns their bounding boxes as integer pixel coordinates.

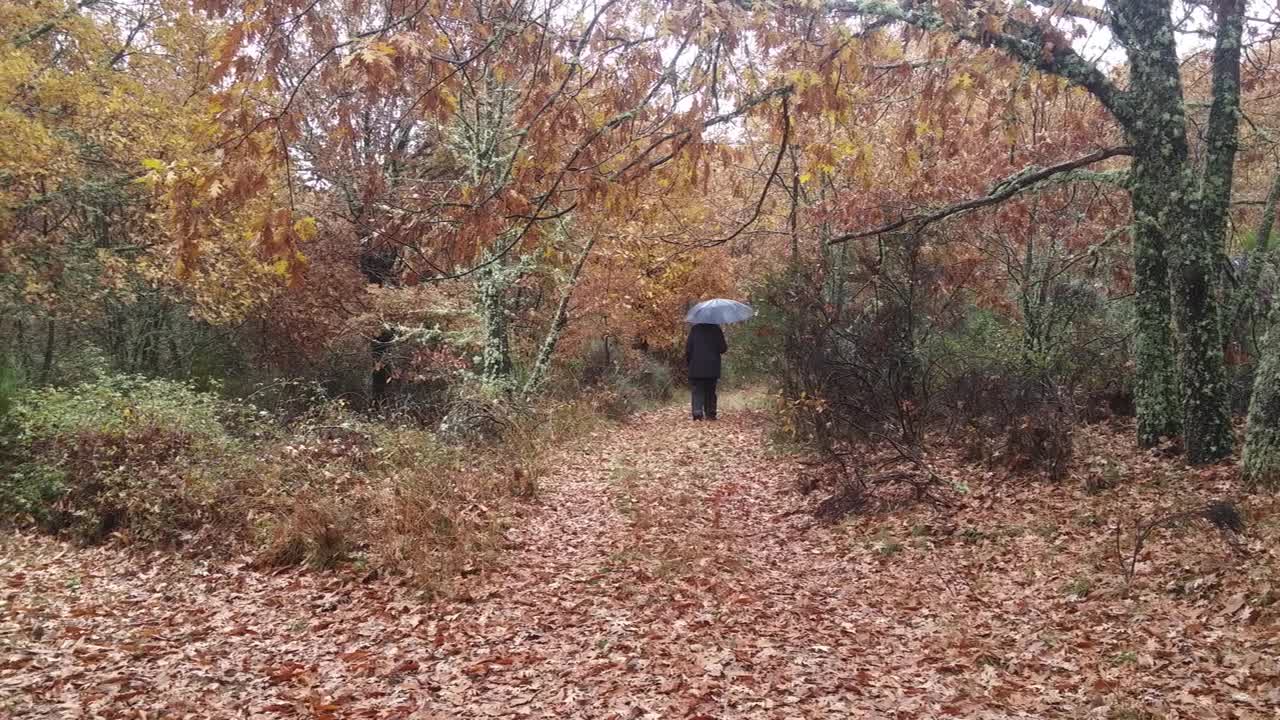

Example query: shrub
[627,356,675,403]
[0,357,615,590]
[1001,403,1075,480]
[0,359,32,522]
[1,362,92,526]
[362,425,521,590]
[372,467,507,589]
[16,374,233,439]
[720,288,785,387]
[928,313,1079,479]
[770,238,968,511]
[577,338,620,388]
[437,383,517,443]
[239,378,331,425]
[7,375,249,543]
[0,356,19,419]
[258,492,357,569]
[773,239,952,452]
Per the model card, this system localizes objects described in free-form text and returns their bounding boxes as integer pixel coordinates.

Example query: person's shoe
[692,414,703,421]
[707,415,717,421]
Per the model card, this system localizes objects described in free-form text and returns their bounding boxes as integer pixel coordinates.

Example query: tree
[192,0,806,390]
[806,0,1257,462]
[111,0,1270,471]
[1,0,300,386]
[522,219,597,396]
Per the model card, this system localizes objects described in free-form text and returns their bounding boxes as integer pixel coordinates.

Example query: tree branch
[1027,0,1109,26]
[522,225,598,397]
[828,146,1134,244]
[702,94,792,247]
[817,0,1132,124]
[608,84,795,181]
[12,0,100,48]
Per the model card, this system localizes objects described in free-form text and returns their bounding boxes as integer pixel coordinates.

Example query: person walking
[686,322,727,420]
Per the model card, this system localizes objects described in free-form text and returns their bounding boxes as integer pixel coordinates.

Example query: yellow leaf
[293,216,317,241]
[439,86,458,113]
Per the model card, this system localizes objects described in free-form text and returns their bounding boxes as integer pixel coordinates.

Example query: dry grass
[257,492,356,569]
[715,385,772,413]
[250,394,615,592]
[372,467,509,592]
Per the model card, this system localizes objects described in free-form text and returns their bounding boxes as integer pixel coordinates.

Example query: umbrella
[685,298,754,324]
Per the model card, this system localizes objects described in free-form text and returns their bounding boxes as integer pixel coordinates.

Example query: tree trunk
[1129,155,1183,446]
[1117,0,1234,461]
[1130,151,1232,461]
[1227,170,1280,341]
[1170,208,1235,462]
[477,261,514,390]
[370,327,397,406]
[39,318,56,386]
[523,233,597,397]
[1243,303,1280,487]
[822,226,847,311]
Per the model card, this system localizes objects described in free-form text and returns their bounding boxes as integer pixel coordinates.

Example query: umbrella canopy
[685,298,754,324]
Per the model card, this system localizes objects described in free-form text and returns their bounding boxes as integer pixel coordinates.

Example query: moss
[1130,171,1181,446]
[1243,313,1280,488]
[1129,139,1232,461]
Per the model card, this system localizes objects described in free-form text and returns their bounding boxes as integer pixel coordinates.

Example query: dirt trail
[3,399,1277,718]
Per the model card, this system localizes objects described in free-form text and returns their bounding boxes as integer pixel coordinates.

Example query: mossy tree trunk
[1239,174,1280,485]
[1227,171,1280,342]
[1113,0,1237,461]
[1166,187,1234,462]
[1243,303,1280,486]
[1128,149,1182,446]
[449,69,526,394]
[476,257,514,390]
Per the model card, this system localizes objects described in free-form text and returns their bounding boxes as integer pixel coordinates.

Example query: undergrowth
[2,373,618,591]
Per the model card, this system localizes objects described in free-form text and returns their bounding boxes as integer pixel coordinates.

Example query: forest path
[4,395,1276,718]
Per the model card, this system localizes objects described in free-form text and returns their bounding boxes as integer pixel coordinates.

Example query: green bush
[6,375,249,543]
[0,356,20,419]
[720,282,786,387]
[925,301,1132,425]
[15,374,231,439]
[0,462,64,526]
[0,358,44,525]
[626,356,675,402]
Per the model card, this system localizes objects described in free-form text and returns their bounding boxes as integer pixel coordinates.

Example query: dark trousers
[691,378,718,419]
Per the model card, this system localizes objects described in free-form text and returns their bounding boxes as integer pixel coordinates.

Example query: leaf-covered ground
[3,399,1279,718]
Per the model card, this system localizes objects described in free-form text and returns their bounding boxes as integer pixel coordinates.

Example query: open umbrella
[685,298,754,324]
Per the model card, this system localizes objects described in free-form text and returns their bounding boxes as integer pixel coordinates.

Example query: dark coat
[686,323,728,379]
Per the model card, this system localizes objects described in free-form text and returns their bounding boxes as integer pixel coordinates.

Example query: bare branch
[703,94,792,247]
[828,146,1134,244]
